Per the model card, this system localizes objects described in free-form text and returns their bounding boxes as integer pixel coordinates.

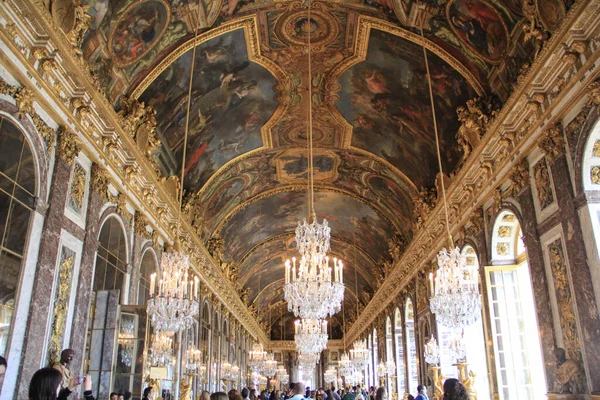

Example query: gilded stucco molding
[344,0,600,344]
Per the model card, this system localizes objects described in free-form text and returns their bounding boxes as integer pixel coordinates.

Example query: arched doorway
[405,299,417,395]
[393,308,405,395]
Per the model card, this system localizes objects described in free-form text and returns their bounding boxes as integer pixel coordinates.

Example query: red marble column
[515,185,558,388]
[16,156,72,399]
[548,154,600,392]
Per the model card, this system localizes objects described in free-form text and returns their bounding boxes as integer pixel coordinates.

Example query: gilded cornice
[0,0,269,344]
[343,0,600,344]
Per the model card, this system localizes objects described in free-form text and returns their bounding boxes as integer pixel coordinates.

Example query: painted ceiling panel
[337,29,477,188]
[138,28,278,191]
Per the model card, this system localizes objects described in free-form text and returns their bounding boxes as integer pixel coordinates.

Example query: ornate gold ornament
[56,127,80,166]
[65,4,93,56]
[134,212,152,240]
[498,226,511,238]
[68,162,87,210]
[508,158,530,197]
[591,166,600,185]
[48,249,74,364]
[496,242,509,256]
[538,124,565,162]
[455,96,500,163]
[533,158,554,210]
[547,239,586,393]
[90,163,110,201]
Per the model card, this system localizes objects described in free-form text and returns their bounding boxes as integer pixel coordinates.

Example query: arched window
[393,308,405,395]
[405,299,418,395]
[385,317,393,395]
[94,216,128,301]
[461,245,491,400]
[366,333,372,387]
[137,249,157,305]
[221,318,229,364]
[487,211,546,400]
[0,116,36,355]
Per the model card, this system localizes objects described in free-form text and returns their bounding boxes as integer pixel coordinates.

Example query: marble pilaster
[69,190,103,377]
[516,186,558,388]
[548,154,600,392]
[16,157,72,399]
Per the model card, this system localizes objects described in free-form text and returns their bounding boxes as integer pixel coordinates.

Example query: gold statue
[180,378,192,400]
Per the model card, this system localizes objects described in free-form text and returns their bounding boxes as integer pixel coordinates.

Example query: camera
[78,376,84,384]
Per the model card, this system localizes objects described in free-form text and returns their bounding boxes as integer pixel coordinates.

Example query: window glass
[94,217,127,300]
[0,117,35,357]
[138,250,157,305]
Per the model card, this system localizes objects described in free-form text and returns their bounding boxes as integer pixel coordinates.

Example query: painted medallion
[108,0,170,67]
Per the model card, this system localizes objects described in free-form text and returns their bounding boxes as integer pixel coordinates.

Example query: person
[229,389,241,400]
[284,383,296,400]
[249,389,258,400]
[200,391,211,400]
[260,390,268,400]
[124,392,132,400]
[442,379,469,400]
[342,387,355,400]
[289,382,306,400]
[52,349,75,390]
[242,388,250,400]
[29,367,94,400]
[368,387,375,400]
[407,396,415,400]
[375,387,385,400]
[211,392,229,400]
[0,355,7,386]
[110,393,118,400]
[118,394,125,400]
[271,390,281,400]
[355,393,364,400]
[415,385,428,400]
[142,387,153,400]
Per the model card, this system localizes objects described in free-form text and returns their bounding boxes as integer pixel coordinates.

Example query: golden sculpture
[69,163,87,210]
[180,378,192,400]
[56,127,81,166]
[65,4,93,56]
[428,365,444,400]
[48,252,74,364]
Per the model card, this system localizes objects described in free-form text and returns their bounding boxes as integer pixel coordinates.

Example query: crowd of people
[7,347,470,400]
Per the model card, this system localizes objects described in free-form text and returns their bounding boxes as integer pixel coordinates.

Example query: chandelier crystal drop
[295,218,331,259]
[150,332,173,366]
[350,339,369,370]
[429,247,482,329]
[294,319,328,354]
[147,251,200,334]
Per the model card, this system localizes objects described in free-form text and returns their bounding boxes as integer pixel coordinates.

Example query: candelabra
[147,255,200,334]
[294,319,328,354]
[263,353,278,377]
[185,344,202,372]
[249,342,267,372]
[424,336,443,399]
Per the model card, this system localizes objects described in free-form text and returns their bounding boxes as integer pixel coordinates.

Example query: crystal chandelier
[249,342,267,371]
[351,369,363,385]
[338,352,353,377]
[231,364,240,381]
[282,0,344,322]
[221,362,232,380]
[324,367,337,384]
[429,251,481,329]
[277,365,289,385]
[377,363,386,379]
[118,318,135,367]
[298,352,319,374]
[418,19,481,331]
[147,257,200,334]
[385,360,396,376]
[185,344,202,372]
[350,339,369,370]
[263,353,278,377]
[251,370,261,387]
[150,332,173,366]
[294,319,328,354]
[424,336,440,365]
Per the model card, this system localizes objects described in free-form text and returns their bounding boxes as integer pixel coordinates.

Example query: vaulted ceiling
[79,0,550,339]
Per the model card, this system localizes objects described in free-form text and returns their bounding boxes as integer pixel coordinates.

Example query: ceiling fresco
[219,189,399,262]
[137,28,279,191]
[337,28,477,187]
[62,0,568,339]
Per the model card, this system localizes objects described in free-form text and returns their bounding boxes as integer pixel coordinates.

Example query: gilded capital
[56,127,80,166]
